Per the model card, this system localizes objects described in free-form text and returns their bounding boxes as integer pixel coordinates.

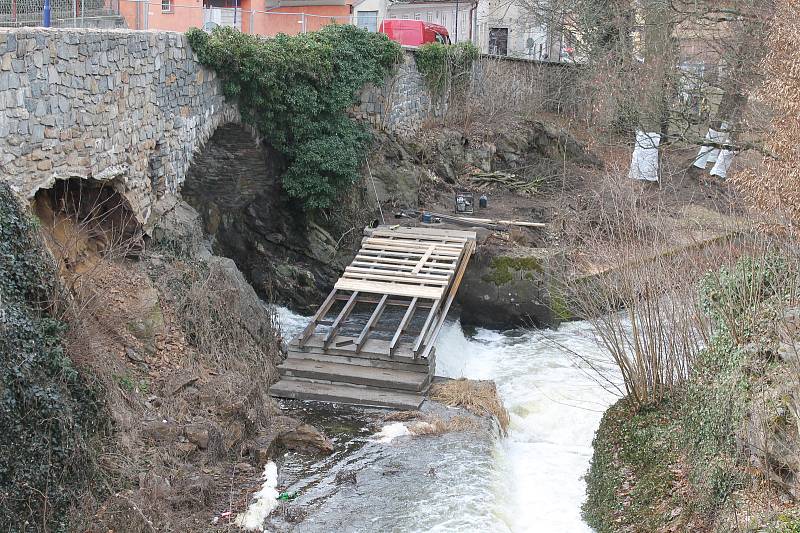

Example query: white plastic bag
[628,131,661,182]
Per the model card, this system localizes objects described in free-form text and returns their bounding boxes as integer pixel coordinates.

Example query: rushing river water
[275,307,620,533]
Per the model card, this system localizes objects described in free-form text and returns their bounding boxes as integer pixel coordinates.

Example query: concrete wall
[0,27,238,228]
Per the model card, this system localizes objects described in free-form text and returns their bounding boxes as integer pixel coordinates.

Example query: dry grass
[383,411,483,435]
[428,379,511,433]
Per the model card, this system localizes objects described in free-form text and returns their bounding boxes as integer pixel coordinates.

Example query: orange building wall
[248,5,351,36]
[120,0,351,35]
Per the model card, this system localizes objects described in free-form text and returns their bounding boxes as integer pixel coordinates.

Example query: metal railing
[0,0,120,27]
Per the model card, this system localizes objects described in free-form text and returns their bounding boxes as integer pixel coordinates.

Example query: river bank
[583,256,800,532]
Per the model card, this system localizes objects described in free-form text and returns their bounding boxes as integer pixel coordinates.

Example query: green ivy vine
[186,24,402,210]
[414,41,479,96]
[0,183,104,531]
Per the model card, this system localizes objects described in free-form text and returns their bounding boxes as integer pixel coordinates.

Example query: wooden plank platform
[270,380,425,410]
[270,226,476,409]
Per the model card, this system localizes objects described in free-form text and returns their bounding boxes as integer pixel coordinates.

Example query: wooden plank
[285,350,432,373]
[332,293,433,309]
[370,227,475,241]
[420,241,476,359]
[413,300,440,357]
[293,335,422,362]
[353,257,455,271]
[298,289,338,348]
[351,261,455,276]
[390,297,417,356]
[269,379,424,410]
[362,241,464,255]
[412,244,436,274]
[334,278,444,300]
[357,248,459,261]
[347,263,451,277]
[344,266,450,283]
[323,291,359,349]
[341,272,448,288]
[365,236,466,250]
[279,358,429,391]
[362,242,462,256]
[355,294,388,352]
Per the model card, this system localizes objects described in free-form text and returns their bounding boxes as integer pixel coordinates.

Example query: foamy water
[274,306,620,532]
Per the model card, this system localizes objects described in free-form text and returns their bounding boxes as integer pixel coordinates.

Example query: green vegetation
[0,183,104,531]
[482,255,543,285]
[414,41,479,96]
[186,25,402,210]
[584,400,681,532]
[584,254,794,531]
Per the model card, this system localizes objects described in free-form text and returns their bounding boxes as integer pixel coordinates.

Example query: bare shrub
[172,262,278,379]
[732,0,800,226]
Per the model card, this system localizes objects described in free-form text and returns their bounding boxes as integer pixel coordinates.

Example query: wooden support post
[355,294,388,353]
[298,289,338,348]
[389,297,417,356]
[413,300,440,358]
[323,291,359,349]
[419,242,475,360]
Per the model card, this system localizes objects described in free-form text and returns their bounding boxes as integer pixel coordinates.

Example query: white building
[385,0,560,58]
[353,0,389,32]
[386,0,477,44]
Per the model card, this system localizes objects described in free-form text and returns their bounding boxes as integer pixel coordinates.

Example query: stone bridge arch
[0,27,238,230]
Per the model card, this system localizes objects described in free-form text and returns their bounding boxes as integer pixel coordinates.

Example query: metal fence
[1,0,120,27]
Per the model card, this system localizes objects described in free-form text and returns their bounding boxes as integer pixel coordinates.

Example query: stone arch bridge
[0,27,239,229]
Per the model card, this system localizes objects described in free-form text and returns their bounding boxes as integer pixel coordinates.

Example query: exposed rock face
[180,124,363,312]
[0,28,237,229]
[251,415,334,466]
[457,243,564,329]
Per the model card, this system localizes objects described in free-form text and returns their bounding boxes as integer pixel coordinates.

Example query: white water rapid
[275,307,620,532]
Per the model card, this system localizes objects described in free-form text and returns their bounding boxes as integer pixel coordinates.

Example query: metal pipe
[43,0,51,27]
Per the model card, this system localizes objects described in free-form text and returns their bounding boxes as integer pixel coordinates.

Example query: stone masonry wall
[354,50,436,138]
[354,49,578,138]
[0,27,238,228]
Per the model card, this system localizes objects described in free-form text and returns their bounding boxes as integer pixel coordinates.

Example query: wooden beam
[323,291,359,349]
[420,241,476,360]
[355,294,388,353]
[334,279,443,300]
[297,289,338,348]
[412,244,436,274]
[390,297,418,356]
[413,300,440,358]
[332,294,433,309]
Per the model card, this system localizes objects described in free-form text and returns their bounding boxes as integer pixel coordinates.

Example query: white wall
[353,0,387,31]
[474,0,553,58]
[387,2,475,43]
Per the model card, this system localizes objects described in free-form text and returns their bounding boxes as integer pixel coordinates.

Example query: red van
[379,19,451,47]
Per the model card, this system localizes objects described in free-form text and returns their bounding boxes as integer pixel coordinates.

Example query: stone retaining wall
[355,49,578,137]
[0,27,238,228]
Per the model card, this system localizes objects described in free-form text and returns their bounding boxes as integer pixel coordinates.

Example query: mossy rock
[481,255,544,286]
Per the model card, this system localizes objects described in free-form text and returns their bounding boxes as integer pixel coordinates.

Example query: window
[357,10,378,32]
[161,0,171,12]
[488,27,508,56]
[402,14,410,19]
[426,12,432,22]
[414,13,421,20]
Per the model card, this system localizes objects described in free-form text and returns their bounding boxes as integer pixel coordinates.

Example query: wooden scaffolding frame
[292,226,477,361]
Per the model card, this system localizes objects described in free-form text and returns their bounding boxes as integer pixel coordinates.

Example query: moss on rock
[481,255,544,286]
